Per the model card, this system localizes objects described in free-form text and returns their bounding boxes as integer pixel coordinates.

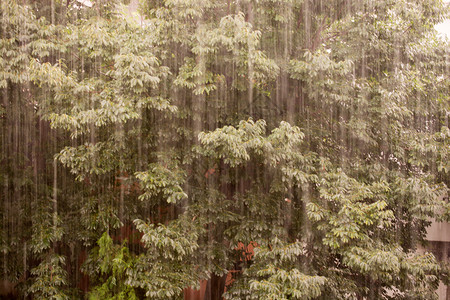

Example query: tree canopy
[0,0,449,299]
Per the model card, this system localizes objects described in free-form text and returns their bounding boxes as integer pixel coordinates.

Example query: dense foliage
[1,0,449,299]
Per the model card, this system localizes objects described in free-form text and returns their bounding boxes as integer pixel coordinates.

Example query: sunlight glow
[435,0,450,38]
[76,0,93,8]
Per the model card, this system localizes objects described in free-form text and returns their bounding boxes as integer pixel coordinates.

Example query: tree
[0,0,449,299]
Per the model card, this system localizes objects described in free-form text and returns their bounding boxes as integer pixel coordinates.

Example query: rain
[0,0,449,299]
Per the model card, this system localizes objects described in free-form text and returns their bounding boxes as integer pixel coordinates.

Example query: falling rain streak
[0,0,449,299]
